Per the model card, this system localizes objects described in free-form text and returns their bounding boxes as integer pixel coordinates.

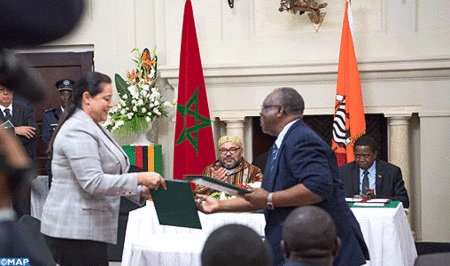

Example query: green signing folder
[149,179,202,229]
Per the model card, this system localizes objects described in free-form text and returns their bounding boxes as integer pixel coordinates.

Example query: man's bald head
[202,224,272,266]
[282,206,340,263]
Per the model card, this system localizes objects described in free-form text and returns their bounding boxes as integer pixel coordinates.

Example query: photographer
[1,1,86,263]
[0,126,55,264]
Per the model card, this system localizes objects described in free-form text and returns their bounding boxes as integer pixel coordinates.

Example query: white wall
[17,0,450,242]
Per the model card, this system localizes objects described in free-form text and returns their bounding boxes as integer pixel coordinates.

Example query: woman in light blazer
[41,72,166,265]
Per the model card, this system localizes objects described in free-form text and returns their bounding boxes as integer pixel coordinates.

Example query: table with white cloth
[121,202,265,266]
[30,175,50,220]
[350,202,417,266]
[121,201,417,266]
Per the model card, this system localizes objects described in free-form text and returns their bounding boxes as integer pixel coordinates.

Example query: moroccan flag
[173,0,215,181]
[332,1,366,166]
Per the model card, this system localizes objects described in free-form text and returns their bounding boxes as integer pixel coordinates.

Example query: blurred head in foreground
[282,206,341,266]
[0,126,34,210]
[202,224,272,266]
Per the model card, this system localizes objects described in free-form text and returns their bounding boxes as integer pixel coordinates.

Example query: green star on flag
[175,87,211,155]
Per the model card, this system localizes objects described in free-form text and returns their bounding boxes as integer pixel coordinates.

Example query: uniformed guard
[42,79,74,179]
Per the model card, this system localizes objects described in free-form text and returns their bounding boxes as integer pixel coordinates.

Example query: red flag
[332,1,366,166]
[173,0,215,181]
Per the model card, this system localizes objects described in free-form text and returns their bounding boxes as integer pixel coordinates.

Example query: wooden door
[252,114,388,162]
[16,52,94,175]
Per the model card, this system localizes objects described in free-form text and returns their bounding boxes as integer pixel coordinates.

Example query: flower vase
[130,121,154,146]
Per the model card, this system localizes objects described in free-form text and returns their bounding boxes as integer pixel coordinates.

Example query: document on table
[353,198,391,207]
[346,197,364,202]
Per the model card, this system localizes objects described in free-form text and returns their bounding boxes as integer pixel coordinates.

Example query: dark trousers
[44,236,108,266]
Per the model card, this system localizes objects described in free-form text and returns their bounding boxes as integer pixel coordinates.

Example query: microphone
[0,0,86,102]
[0,0,85,48]
[0,49,46,102]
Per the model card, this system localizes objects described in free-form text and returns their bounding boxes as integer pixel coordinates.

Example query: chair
[415,241,450,255]
[414,252,450,266]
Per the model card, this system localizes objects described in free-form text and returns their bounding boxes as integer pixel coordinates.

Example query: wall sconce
[228,0,234,9]
[279,0,328,32]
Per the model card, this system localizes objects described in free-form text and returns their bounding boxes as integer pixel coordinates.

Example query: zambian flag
[122,145,163,175]
[332,1,366,166]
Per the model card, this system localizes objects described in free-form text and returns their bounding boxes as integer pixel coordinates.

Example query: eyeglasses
[261,104,280,110]
[219,147,241,155]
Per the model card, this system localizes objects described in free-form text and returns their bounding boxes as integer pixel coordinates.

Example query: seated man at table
[339,135,410,208]
[281,205,341,266]
[201,224,272,266]
[194,135,263,195]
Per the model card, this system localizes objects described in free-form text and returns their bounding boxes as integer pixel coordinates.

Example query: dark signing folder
[149,179,202,229]
[184,175,251,196]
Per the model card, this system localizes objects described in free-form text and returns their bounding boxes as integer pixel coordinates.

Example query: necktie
[268,144,278,175]
[270,144,278,160]
[362,169,369,194]
[4,108,12,121]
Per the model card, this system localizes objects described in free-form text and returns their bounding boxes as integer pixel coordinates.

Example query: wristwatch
[267,192,274,209]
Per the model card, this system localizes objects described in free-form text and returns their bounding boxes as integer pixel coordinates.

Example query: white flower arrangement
[104,48,175,136]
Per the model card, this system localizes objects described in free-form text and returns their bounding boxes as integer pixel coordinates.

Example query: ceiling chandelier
[279,0,328,32]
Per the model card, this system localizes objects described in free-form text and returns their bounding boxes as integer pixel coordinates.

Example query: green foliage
[115,73,130,99]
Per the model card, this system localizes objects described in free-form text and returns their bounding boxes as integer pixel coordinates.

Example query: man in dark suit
[0,85,38,165]
[339,135,410,208]
[197,87,369,266]
[0,85,38,215]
